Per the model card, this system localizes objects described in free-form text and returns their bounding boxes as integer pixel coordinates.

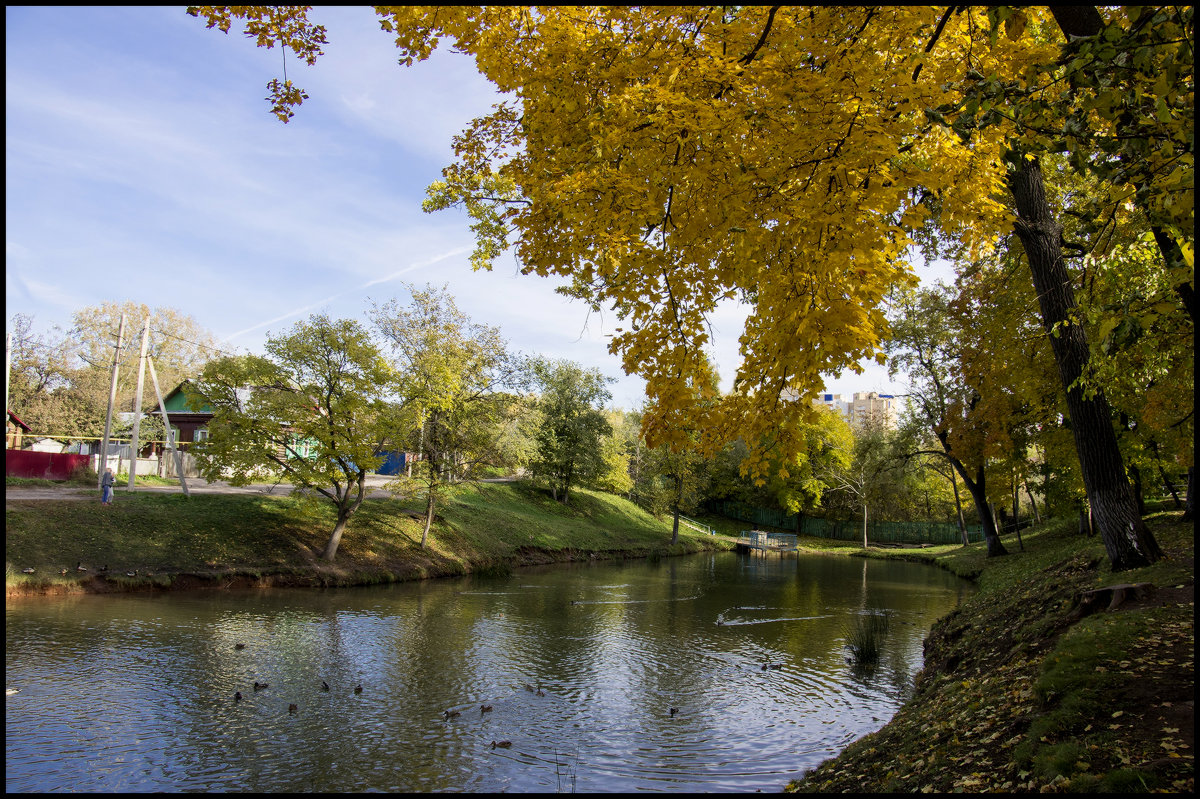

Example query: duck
[480,704,493,713]
[21,568,35,574]
[75,562,88,572]
[60,569,68,576]
[670,707,678,716]
[321,681,330,692]
[234,643,246,650]
[125,570,139,578]
[354,684,363,695]
[234,691,243,702]
[253,682,269,691]
[444,709,461,719]
[288,703,298,715]
[490,740,512,749]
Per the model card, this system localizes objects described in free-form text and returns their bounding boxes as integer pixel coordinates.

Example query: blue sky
[6,6,930,409]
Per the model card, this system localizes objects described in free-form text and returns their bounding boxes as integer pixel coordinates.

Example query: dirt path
[5,475,401,503]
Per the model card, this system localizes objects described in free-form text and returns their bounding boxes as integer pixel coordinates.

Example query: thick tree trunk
[323,508,351,561]
[938,433,1006,556]
[1007,155,1161,570]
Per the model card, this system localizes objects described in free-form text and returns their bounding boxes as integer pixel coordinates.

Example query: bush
[68,464,98,486]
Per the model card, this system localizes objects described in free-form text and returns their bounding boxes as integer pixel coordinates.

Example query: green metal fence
[715,500,982,546]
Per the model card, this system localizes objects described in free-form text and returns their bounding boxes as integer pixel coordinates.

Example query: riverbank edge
[4,538,736,598]
[785,511,1195,794]
[5,481,741,598]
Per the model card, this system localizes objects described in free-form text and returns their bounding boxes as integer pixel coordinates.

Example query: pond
[5,550,972,792]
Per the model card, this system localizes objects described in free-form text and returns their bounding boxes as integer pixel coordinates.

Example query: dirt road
[5,474,401,502]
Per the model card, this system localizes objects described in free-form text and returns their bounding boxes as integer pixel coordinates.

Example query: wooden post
[99,314,127,485]
[147,355,189,496]
[127,318,151,489]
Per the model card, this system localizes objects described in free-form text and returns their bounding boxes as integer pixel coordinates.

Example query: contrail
[221,246,471,344]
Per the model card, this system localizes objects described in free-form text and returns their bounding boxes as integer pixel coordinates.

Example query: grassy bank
[788,510,1194,793]
[5,480,734,594]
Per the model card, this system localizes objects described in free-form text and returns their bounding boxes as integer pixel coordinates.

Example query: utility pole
[98,314,127,485]
[127,318,152,489]
[147,355,189,496]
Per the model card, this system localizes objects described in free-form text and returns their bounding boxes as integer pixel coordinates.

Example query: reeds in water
[845,612,891,665]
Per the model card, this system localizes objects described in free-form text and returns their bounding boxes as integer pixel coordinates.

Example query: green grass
[6,479,735,591]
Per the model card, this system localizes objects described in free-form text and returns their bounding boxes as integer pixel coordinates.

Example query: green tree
[821,412,894,549]
[192,5,1190,568]
[189,315,395,561]
[369,284,524,546]
[887,283,1010,556]
[529,358,613,504]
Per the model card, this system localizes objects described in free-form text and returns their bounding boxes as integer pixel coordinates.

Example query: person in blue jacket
[101,467,116,505]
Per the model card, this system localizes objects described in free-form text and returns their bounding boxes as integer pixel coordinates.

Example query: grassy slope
[5,480,734,592]
[787,510,1194,794]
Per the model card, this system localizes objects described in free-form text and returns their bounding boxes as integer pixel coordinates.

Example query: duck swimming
[254,682,269,691]
[444,709,461,719]
[480,704,493,713]
[490,740,512,749]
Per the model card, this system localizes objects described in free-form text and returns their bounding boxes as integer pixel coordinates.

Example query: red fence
[5,450,91,480]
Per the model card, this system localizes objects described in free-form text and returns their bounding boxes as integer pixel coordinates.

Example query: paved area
[6,474,402,502]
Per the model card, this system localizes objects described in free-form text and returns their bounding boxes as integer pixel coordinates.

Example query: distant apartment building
[815,391,900,429]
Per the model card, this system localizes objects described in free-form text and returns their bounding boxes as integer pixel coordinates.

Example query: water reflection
[6,551,971,792]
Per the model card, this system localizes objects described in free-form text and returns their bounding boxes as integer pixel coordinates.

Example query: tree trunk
[323,511,350,561]
[939,434,1006,556]
[670,474,682,545]
[1007,155,1161,570]
[421,489,435,549]
[1150,440,1182,509]
[952,466,968,546]
[1025,483,1042,525]
[861,502,868,549]
[1183,467,1194,522]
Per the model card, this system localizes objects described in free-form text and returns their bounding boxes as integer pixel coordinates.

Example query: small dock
[735,530,799,556]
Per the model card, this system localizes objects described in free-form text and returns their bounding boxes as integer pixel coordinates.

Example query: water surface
[6,551,971,792]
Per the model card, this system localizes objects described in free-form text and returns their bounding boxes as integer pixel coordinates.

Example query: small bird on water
[480,704,493,713]
[234,692,242,702]
[254,682,269,691]
[444,709,461,719]
[234,643,245,650]
[354,684,363,694]
[321,680,330,691]
[490,740,512,749]
[288,703,298,715]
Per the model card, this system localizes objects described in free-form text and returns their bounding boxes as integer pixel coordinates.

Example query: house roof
[7,409,32,431]
[162,381,215,414]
